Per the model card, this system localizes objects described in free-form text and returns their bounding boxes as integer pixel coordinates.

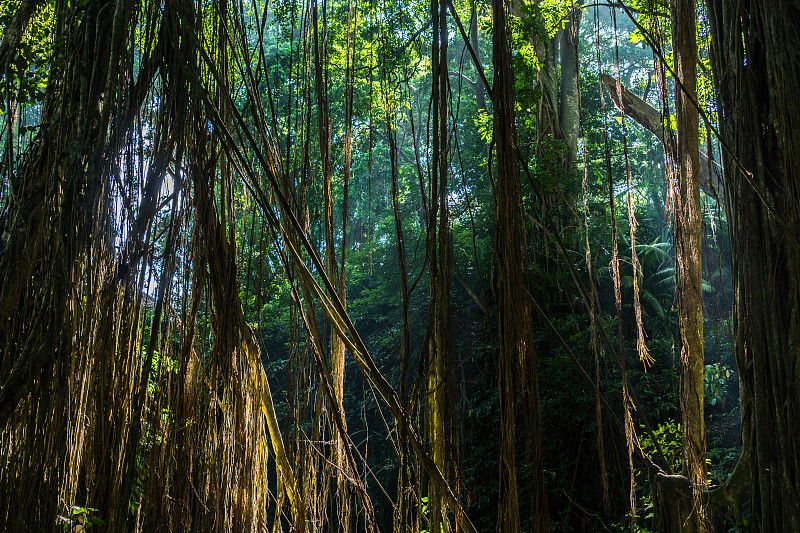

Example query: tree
[707,0,800,529]
[671,0,706,529]
[493,0,550,530]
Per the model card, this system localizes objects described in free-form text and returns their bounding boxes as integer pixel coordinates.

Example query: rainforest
[0,0,798,531]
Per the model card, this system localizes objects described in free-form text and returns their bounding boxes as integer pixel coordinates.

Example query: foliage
[640,419,683,474]
[705,363,733,407]
[0,0,54,111]
[56,506,106,530]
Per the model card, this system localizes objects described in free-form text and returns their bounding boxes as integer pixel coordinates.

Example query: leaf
[640,290,667,319]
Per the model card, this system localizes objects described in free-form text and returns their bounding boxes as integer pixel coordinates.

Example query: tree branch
[599,73,723,199]
[650,451,749,509]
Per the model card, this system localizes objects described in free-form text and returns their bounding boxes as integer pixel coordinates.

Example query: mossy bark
[671,0,707,529]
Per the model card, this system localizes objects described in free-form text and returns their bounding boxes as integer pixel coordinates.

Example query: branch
[606,4,800,249]
[600,72,670,146]
[397,19,432,56]
[448,70,477,90]
[599,73,723,199]
[0,0,41,76]
[650,451,749,509]
[446,0,492,101]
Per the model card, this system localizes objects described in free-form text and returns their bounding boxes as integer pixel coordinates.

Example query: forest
[0,0,798,531]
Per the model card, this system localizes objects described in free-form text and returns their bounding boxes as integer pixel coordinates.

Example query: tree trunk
[493,0,550,531]
[707,1,800,530]
[671,0,706,529]
[469,5,486,112]
[537,34,560,146]
[558,6,582,170]
[426,0,454,530]
[0,1,140,527]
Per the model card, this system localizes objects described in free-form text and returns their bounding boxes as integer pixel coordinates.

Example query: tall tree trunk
[558,5,582,171]
[492,0,550,531]
[312,1,353,528]
[671,0,706,529]
[537,34,561,146]
[468,5,486,113]
[0,1,140,527]
[707,1,800,530]
[337,0,358,528]
[387,108,414,533]
[426,0,453,529]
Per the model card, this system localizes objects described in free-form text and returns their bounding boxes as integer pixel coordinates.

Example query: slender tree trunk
[468,5,486,113]
[387,108,414,533]
[426,0,453,529]
[671,0,706,529]
[336,0,358,529]
[312,2,353,528]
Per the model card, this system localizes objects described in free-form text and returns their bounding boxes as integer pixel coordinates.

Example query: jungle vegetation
[0,0,798,531]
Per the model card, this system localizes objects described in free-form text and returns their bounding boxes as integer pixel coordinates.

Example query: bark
[706,0,800,530]
[493,3,520,529]
[671,0,706,529]
[195,162,303,532]
[0,0,119,421]
[0,1,140,527]
[0,0,41,76]
[558,6,582,170]
[537,34,561,146]
[493,0,550,531]
[426,0,454,529]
